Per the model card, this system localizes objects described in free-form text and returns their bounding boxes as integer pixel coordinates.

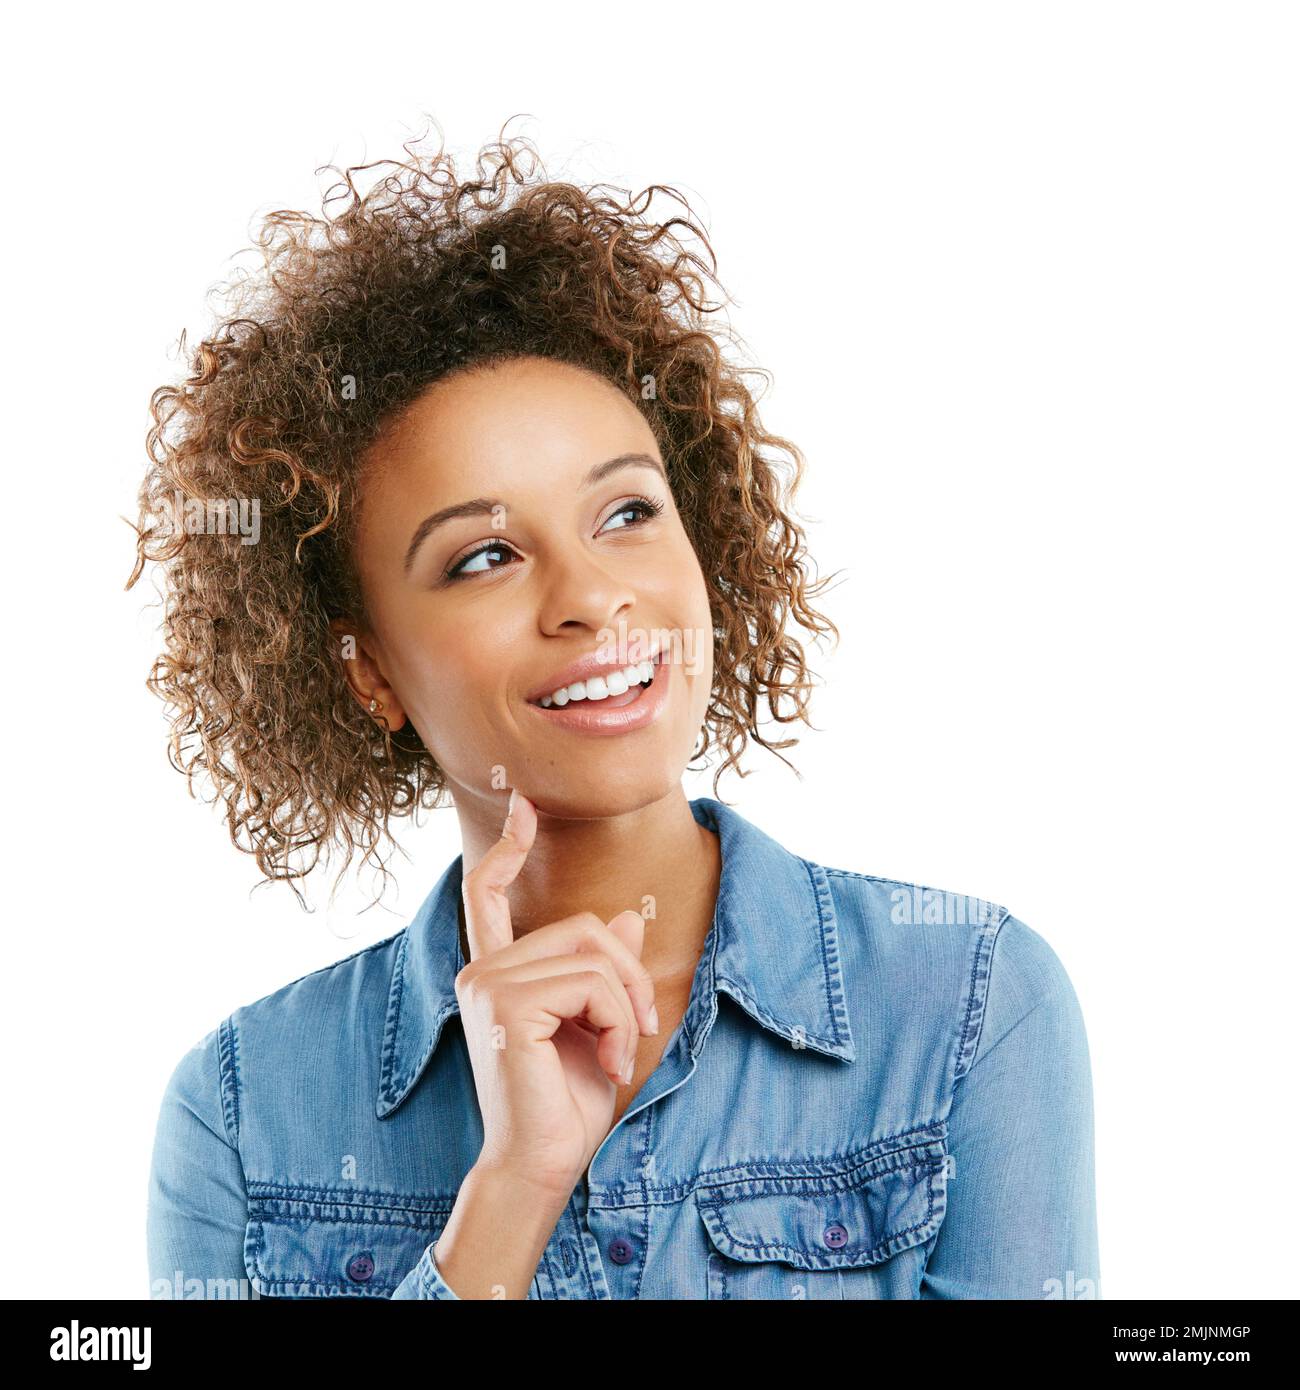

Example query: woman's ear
[328,616,409,732]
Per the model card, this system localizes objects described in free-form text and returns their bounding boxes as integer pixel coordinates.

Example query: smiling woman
[130,122,1099,1301]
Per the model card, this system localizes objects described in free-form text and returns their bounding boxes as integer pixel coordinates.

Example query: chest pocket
[244,1185,451,1298]
[695,1138,948,1301]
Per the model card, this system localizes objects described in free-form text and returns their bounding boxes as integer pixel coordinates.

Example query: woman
[134,128,1099,1300]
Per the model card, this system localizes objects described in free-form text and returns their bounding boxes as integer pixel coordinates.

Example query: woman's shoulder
[156,925,410,1118]
[812,858,1087,1051]
[818,858,1075,985]
[806,860,1092,1122]
[706,796,1085,1037]
[229,926,408,1028]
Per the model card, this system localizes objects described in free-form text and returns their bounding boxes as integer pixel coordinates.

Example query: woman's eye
[447,542,517,579]
[599,497,664,533]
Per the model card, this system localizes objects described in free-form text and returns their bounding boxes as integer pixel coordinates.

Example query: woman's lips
[524,654,671,736]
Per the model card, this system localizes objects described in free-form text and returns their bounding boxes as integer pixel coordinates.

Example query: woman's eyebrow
[403,498,500,574]
[402,452,667,574]
[583,451,667,488]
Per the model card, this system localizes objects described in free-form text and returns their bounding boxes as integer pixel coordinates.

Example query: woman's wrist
[432,1158,577,1299]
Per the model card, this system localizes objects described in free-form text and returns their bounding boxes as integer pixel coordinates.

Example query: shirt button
[823,1223,849,1250]
[346,1251,375,1282]
[608,1237,634,1265]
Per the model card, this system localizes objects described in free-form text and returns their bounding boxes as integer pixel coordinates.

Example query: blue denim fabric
[146,797,1099,1300]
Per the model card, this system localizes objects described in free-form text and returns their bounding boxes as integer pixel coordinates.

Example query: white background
[0,0,1295,1300]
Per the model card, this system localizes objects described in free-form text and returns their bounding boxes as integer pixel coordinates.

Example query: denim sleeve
[146,1025,252,1298]
[920,914,1100,1300]
[146,1022,460,1300]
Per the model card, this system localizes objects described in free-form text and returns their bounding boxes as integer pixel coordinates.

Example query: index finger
[461,788,537,960]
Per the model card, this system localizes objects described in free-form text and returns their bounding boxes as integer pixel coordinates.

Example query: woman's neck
[454,788,721,980]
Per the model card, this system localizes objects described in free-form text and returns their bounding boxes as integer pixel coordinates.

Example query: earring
[369,697,383,715]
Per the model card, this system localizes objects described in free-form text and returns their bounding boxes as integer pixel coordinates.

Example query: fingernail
[647,1004,659,1035]
[623,1058,635,1085]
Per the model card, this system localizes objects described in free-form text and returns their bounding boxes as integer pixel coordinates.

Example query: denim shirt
[146,796,1100,1300]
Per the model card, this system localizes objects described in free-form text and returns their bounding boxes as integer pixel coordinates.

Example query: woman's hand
[455,789,659,1201]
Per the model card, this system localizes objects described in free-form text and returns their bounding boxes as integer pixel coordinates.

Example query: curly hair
[126,119,838,899]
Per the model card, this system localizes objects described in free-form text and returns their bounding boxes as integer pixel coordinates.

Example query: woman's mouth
[537,653,657,709]
[525,650,670,736]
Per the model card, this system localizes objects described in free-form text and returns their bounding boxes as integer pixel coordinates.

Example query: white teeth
[540,652,658,708]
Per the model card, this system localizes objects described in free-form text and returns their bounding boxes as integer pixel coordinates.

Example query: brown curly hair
[126,119,838,899]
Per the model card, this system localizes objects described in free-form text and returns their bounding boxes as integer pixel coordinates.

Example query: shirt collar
[376,796,855,1120]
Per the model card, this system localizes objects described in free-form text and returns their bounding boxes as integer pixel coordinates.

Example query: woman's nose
[536,550,636,636]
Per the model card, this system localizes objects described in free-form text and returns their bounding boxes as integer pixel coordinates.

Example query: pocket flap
[245,1186,450,1298]
[695,1146,947,1271]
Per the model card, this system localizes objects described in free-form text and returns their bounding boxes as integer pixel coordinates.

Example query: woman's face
[343,355,714,822]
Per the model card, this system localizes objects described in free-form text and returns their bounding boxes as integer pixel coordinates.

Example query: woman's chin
[523,772,683,824]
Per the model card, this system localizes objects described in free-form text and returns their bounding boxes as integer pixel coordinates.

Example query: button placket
[584,1114,654,1297]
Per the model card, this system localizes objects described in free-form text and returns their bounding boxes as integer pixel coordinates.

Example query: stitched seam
[694,1120,945,1181]
[953,909,1007,1085]
[680,905,721,1058]
[694,1150,947,1204]
[377,931,411,1107]
[249,1209,446,1230]
[708,1252,728,1300]
[592,1142,949,1210]
[963,986,1074,1075]
[630,1109,653,1300]
[802,857,851,1049]
[587,1121,949,1207]
[216,1015,241,1147]
[246,1206,450,1232]
[246,1182,456,1213]
[713,976,841,1052]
